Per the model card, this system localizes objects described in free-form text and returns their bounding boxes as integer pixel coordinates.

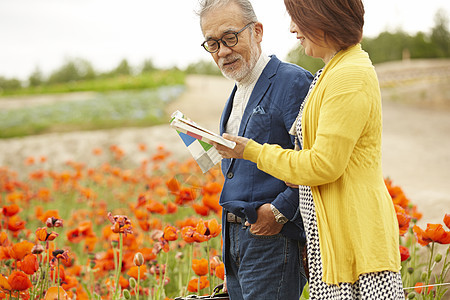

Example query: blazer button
[226,172,234,179]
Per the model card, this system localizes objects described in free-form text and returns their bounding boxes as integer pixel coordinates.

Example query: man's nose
[217,42,233,57]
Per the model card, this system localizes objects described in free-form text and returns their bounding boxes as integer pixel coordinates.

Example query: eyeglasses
[201,22,254,53]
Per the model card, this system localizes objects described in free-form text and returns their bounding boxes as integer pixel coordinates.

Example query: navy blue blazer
[219,55,313,242]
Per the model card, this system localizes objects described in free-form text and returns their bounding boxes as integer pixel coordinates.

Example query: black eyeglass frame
[201,22,254,53]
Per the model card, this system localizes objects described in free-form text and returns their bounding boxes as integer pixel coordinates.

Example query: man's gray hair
[197,0,258,26]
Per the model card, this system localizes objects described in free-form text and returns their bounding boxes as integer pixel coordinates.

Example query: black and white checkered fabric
[295,69,405,299]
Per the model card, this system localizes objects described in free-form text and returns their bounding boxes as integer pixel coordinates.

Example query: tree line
[287,10,449,73]
[1,10,448,93]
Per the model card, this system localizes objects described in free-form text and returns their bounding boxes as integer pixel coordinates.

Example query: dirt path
[0,72,449,226]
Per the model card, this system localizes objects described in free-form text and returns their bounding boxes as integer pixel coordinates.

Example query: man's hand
[245,203,283,235]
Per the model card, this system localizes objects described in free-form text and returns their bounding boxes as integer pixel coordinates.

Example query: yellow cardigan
[243,44,401,285]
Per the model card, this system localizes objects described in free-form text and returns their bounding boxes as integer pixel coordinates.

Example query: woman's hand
[213,133,249,159]
[285,182,299,189]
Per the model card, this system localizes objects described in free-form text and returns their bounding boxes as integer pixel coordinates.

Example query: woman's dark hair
[284,0,364,50]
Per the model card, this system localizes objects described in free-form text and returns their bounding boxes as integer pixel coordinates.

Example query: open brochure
[170,110,236,149]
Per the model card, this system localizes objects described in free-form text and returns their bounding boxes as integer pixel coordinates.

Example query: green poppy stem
[184,244,193,296]
[206,240,212,295]
[114,233,124,299]
[136,266,140,300]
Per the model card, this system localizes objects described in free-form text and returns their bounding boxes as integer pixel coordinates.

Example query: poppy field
[0,142,449,299]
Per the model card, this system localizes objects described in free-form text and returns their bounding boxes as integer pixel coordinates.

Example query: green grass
[0,85,185,139]
[0,70,185,96]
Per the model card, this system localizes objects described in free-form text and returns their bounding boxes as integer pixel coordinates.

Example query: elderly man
[198,0,313,299]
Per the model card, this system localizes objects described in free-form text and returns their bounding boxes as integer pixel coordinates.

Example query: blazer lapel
[220,85,237,135]
[237,54,280,136]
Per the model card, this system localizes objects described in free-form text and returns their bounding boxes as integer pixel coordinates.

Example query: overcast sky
[1,0,449,80]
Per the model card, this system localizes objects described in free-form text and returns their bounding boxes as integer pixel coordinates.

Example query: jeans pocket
[248,227,282,239]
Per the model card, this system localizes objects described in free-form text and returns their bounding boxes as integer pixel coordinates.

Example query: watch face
[276,216,288,224]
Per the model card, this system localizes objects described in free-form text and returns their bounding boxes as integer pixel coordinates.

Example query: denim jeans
[225,222,307,300]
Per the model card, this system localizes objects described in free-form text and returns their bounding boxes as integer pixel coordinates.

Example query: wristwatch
[270,204,288,224]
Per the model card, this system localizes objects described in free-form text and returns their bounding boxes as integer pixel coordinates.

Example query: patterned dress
[295,69,405,299]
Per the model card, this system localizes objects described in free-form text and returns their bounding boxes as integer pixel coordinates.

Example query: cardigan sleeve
[243,73,373,187]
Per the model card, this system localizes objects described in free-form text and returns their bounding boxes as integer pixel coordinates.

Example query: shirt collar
[236,52,270,88]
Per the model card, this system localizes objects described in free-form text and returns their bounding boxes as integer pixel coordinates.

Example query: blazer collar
[220,55,280,135]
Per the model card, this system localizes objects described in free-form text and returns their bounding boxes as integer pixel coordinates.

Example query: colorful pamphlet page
[170,110,235,173]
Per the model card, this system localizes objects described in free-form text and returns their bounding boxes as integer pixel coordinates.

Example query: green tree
[431,10,450,57]
[109,59,131,76]
[140,59,157,74]
[47,58,96,84]
[28,67,44,87]
[185,60,222,76]
[0,76,22,92]
[409,32,438,58]
[285,45,324,74]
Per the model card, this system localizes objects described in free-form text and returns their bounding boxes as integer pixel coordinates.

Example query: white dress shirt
[225,53,270,135]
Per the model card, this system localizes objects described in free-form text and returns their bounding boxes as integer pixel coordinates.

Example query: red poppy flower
[0,232,8,247]
[138,247,157,262]
[444,214,450,230]
[2,204,20,217]
[166,177,180,193]
[394,205,411,236]
[107,212,133,236]
[187,276,210,292]
[399,245,410,262]
[46,217,64,228]
[9,240,34,260]
[202,182,222,194]
[192,258,208,276]
[181,226,196,244]
[215,262,225,280]
[414,282,432,294]
[192,203,209,216]
[0,274,11,290]
[44,286,69,300]
[6,215,26,233]
[36,227,58,242]
[147,200,166,214]
[414,223,450,245]
[425,224,450,244]
[202,194,222,214]
[154,238,170,254]
[413,225,431,246]
[8,271,32,291]
[21,254,39,275]
[163,226,178,241]
[66,228,83,243]
[127,265,147,280]
[206,219,221,238]
[39,210,61,223]
[166,201,178,214]
[175,188,197,205]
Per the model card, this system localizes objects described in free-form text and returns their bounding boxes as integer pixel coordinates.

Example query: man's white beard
[218,40,260,82]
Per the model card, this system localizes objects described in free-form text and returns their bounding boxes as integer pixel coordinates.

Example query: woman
[214,0,405,298]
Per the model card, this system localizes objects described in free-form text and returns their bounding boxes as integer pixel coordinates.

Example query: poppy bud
[123,289,131,300]
[407,267,414,274]
[421,272,427,281]
[133,252,144,266]
[434,253,442,263]
[175,251,184,260]
[407,292,416,299]
[129,277,137,289]
[89,260,96,268]
[31,244,44,254]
